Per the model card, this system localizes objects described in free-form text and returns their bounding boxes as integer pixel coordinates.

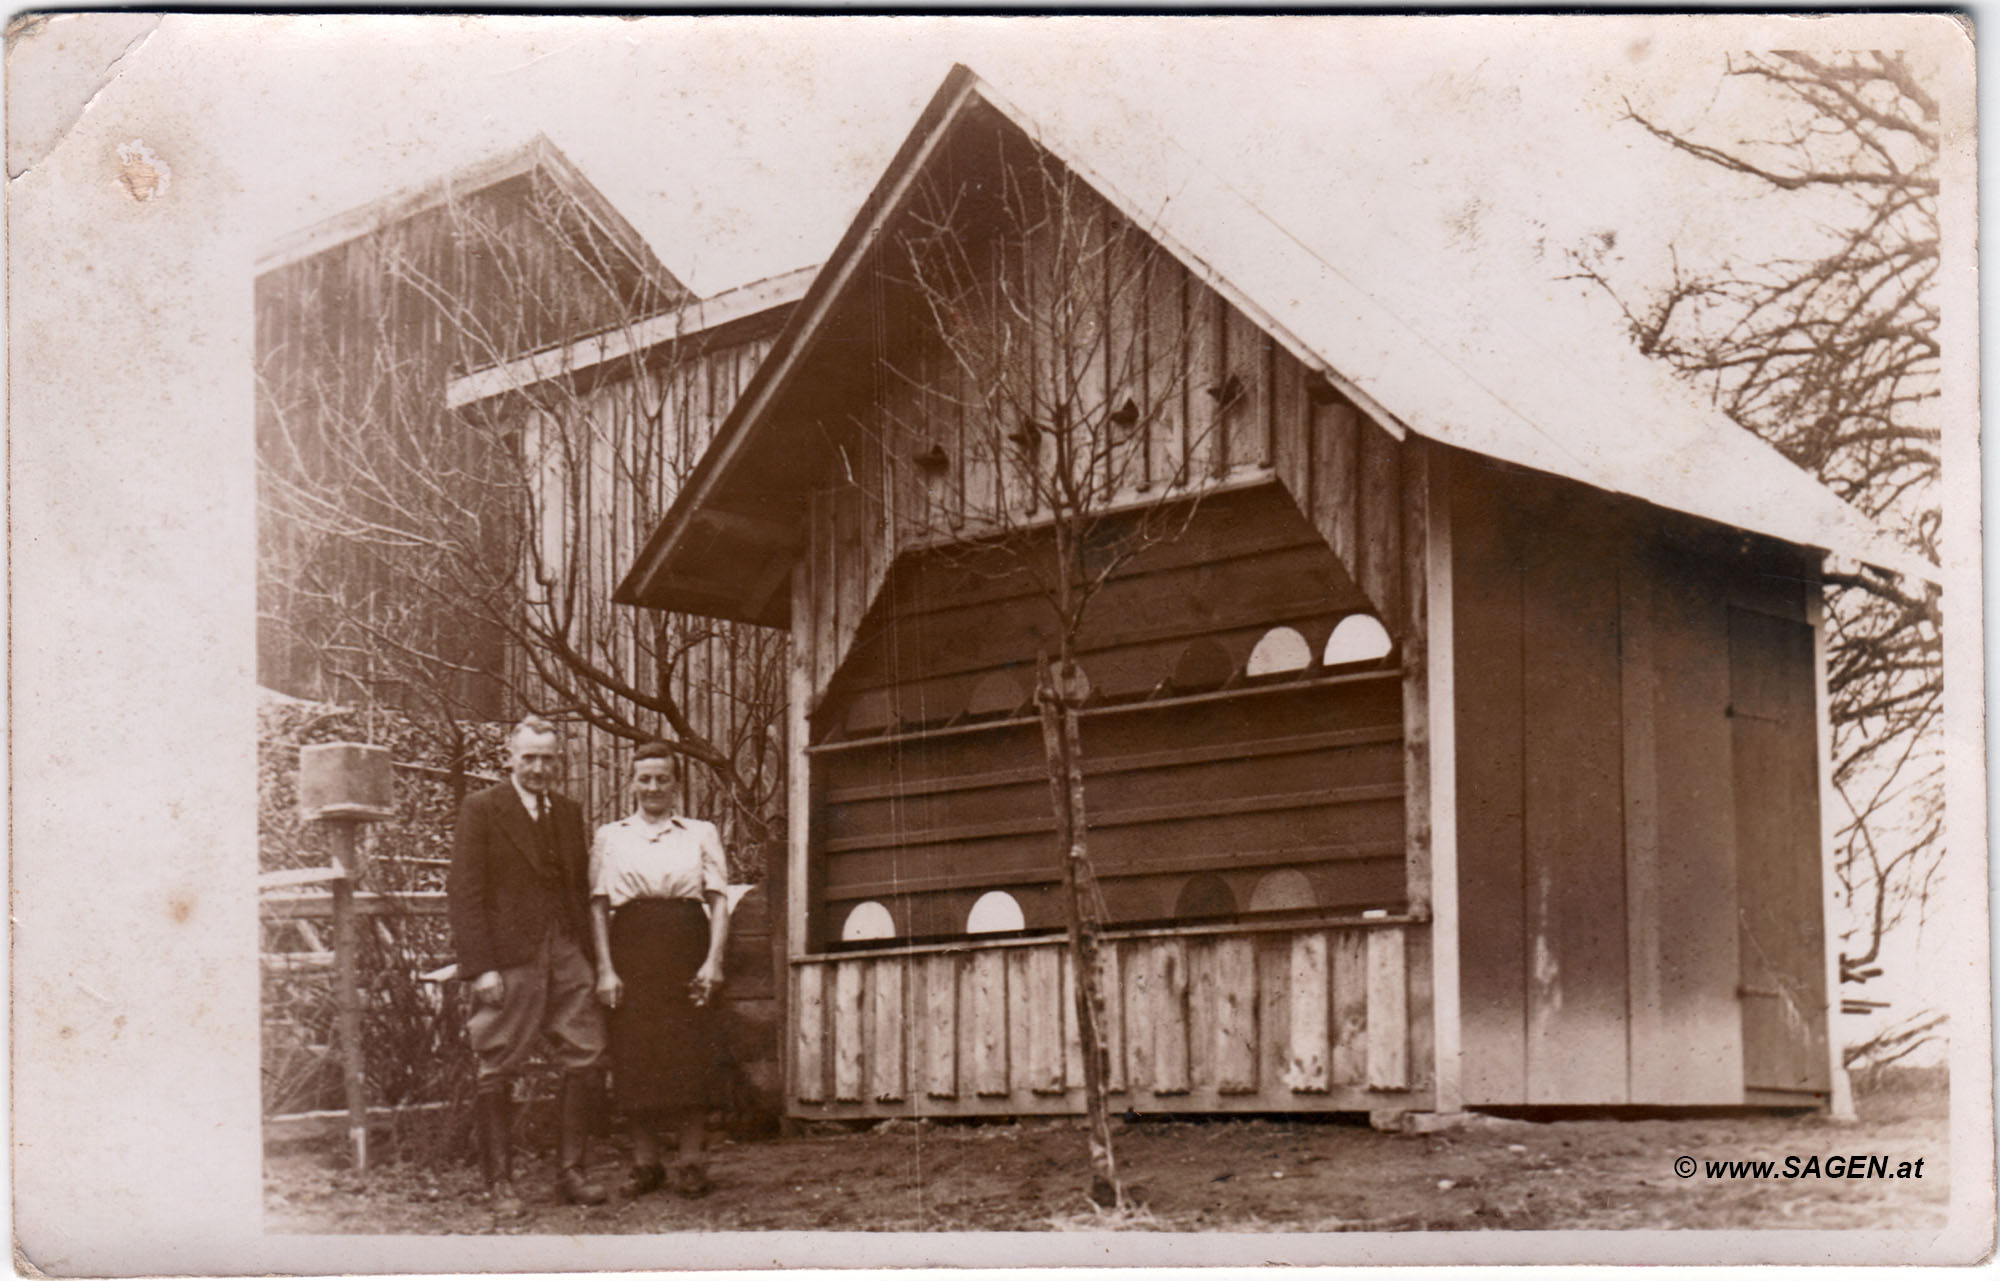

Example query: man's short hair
[510,715,561,748]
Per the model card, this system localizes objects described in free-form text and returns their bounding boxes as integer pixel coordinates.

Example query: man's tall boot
[556,1071,608,1206]
[477,1086,525,1219]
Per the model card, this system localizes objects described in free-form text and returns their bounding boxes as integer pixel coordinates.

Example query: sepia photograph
[7,12,1989,1271]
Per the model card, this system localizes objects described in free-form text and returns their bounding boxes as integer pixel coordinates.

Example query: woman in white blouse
[588,742,730,1199]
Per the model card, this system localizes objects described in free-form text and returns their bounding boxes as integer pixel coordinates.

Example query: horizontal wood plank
[823,725,1401,804]
[823,783,1403,854]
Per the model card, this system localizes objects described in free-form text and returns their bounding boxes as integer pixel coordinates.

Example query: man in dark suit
[449,715,608,1215]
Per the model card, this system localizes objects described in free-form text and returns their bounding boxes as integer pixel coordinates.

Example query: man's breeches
[466,928,606,1084]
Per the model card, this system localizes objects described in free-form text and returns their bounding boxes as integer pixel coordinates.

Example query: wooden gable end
[781,101,1409,707]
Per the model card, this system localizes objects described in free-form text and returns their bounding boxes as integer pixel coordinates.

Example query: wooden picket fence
[791,915,1433,1118]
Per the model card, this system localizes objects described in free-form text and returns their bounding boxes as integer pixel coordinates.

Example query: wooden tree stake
[1037,653,1121,1208]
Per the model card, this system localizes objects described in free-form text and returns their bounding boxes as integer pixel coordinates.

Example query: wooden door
[1728,607,1830,1095]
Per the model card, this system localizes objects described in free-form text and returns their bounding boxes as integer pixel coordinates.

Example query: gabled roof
[618,63,1932,616]
[257,134,686,304]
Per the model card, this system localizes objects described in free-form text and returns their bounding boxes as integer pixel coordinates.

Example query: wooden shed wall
[1451,458,1829,1107]
[500,330,788,828]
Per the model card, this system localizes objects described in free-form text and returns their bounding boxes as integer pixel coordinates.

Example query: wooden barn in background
[257,137,686,721]
[620,67,1923,1119]
[257,137,809,829]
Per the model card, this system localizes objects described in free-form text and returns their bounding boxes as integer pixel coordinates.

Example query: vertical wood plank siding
[966,950,1009,1096]
[1519,488,1629,1105]
[1059,951,1086,1088]
[1451,458,1825,1106]
[1212,938,1259,1093]
[1330,930,1369,1086]
[795,964,827,1102]
[870,959,907,1101]
[1729,607,1831,1094]
[788,921,1428,1117]
[1152,939,1191,1094]
[1285,932,1330,1092]
[1097,947,1126,1092]
[923,953,958,1098]
[833,960,867,1101]
[1364,930,1410,1090]
[1619,546,1667,1101]
[1022,948,1065,1094]
[1644,541,1745,1102]
[259,210,524,714]
[558,330,791,823]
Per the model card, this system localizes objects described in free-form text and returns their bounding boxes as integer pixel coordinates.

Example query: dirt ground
[265,1077,1951,1234]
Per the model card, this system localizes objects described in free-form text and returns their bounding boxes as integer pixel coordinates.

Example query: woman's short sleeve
[588,823,615,898]
[699,822,728,896]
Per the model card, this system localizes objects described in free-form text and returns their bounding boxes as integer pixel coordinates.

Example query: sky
[12,13,1897,296]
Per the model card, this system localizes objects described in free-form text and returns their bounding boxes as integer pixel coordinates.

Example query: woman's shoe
[621,1162,666,1198]
[671,1161,712,1199]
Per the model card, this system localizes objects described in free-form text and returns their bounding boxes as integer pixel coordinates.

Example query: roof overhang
[447,265,815,411]
[616,63,1935,623]
[614,67,986,622]
[614,65,1419,625]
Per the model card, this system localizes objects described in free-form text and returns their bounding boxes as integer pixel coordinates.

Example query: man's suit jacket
[448,782,593,978]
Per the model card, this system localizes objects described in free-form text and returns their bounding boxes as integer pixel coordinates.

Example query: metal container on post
[299,742,396,1171]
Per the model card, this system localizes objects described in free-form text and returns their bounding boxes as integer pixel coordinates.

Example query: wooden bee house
[617,66,1924,1119]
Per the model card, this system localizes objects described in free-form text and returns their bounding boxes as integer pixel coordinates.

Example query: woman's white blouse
[589,812,728,909]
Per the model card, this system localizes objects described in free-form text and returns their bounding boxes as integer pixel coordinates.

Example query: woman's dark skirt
[607,896,714,1115]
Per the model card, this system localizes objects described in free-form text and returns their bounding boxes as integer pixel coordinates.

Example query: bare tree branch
[259,175,788,858]
[1586,52,1944,999]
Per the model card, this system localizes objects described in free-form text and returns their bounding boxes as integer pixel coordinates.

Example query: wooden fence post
[327,823,369,1172]
[298,742,395,1173]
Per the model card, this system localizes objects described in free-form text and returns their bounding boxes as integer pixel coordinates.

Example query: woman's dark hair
[633,740,676,765]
